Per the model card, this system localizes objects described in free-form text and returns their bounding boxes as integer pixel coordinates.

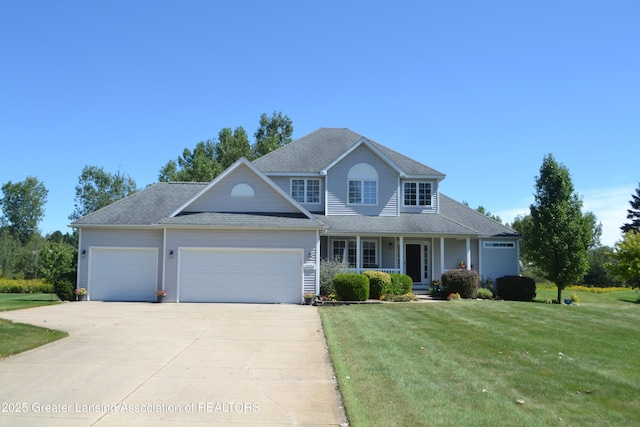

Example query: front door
[406,244,421,283]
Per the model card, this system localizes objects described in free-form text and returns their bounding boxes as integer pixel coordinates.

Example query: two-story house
[72,128,520,303]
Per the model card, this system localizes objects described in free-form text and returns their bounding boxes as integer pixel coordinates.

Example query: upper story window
[348,163,378,205]
[291,179,320,204]
[403,182,432,206]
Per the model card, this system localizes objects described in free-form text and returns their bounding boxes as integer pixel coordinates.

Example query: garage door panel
[179,249,302,303]
[90,248,158,302]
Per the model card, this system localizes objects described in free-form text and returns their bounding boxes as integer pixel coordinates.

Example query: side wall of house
[326,145,399,216]
[164,229,318,301]
[479,239,520,282]
[77,228,164,290]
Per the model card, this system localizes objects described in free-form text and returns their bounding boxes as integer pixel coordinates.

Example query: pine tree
[621,183,640,234]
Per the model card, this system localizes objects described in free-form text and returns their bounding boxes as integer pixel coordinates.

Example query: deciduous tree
[253,111,294,158]
[69,166,138,221]
[0,176,48,243]
[609,232,640,289]
[521,154,595,302]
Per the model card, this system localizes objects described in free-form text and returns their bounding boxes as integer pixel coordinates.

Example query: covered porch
[320,234,477,288]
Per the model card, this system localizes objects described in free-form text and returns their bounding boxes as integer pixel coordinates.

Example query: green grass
[0,292,61,311]
[320,290,640,427]
[0,293,67,359]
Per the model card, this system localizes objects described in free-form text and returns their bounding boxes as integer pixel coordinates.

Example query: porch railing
[346,268,401,274]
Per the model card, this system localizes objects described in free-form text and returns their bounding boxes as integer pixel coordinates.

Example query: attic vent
[231,183,255,198]
[348,163,378,180]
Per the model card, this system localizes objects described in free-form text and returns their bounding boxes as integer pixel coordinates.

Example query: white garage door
[179,248,302,303]
[89,247,158,302]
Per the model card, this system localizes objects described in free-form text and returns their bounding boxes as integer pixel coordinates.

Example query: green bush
[476,288,493,300]
[53,279,75,301]
[333,273,370,301]
[364,271,392,299]
[441,269,479,299]
[0,279,53,293]
[496,276,536,302]
[389,273,413,294]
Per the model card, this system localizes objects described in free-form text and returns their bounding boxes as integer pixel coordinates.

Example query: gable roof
[252,128,446,179]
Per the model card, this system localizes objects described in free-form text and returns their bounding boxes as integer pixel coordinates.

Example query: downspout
[466,238,471,270]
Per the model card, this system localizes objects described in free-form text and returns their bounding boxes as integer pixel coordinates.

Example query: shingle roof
[70,182,205,226]
[159,212,325,229]
[253,128,446,178]
[314,195,519,238]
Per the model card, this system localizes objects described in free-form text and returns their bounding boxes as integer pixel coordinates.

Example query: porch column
[399,236,404,275]
[356,235,361,273]
[466,238,471,270]
[440,237,445,275]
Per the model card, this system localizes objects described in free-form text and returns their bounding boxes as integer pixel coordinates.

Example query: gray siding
[326,145,398,216]
[185,163,298,214]
[164,229,318,301]
[270,176,326,213]
[479,239,520,282]
[77,228,164,291]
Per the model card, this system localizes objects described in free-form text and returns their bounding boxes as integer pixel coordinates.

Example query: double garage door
[179,248,303,304]
[89,247,304,303]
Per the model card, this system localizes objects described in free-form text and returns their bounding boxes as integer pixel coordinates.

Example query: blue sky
[1,1,637,247]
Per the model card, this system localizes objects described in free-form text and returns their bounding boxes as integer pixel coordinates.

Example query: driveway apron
[0,302,347,426]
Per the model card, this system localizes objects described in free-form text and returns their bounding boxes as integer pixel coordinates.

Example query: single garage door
[179,248,302,303]
[89,247,158,301]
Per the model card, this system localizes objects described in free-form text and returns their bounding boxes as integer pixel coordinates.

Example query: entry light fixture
[169,250,174,258]
[388,241,393,249]
[81,249,86,257]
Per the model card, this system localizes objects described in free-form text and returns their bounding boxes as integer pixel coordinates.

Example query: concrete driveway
[0,302,347,426]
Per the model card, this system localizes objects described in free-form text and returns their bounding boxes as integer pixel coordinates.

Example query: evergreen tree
[621,183,640,234]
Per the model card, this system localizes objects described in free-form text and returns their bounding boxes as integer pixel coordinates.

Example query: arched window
[347,163,378,205]
[231,183,255,197]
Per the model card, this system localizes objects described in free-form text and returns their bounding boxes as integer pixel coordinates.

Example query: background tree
[521,154,595,302]
[621,183,640,234]
[0,176,48,243]
[215,127,252,170]
[476,206,502,223]
[608,232,640,289]
[582,246,622,287]
[70,166,138,221]
[39,240,76,299]
[159,112,294,182]
[253,111,294,158]
[158,140,220,182]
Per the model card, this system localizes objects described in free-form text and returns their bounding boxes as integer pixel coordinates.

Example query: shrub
[496,276,536,302]
[441,269,479,299]
[476,288,493,300]
[53,279,75,301]
[389,273,413,294]
[0,279,53,293]
[320,258,349,296]
[364,271,392,299]
[333,273,370,301]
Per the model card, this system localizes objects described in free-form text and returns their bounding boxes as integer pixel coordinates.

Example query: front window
[332,240,356,266]
[292,179,320,204]
[404,182,432,206]
[362,241,377,268]
[349,180,377,205]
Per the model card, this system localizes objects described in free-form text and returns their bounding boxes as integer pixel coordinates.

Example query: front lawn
[0,293,66,359]
[320,290,640,426]
[0,293,61,312]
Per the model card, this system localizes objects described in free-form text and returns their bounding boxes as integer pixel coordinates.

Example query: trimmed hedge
[441,269,479,299]
[363,271,392,299]
[0,279,53,294]
[389,273,413,295]
[333,273,370,301]
[496,276,536,302]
